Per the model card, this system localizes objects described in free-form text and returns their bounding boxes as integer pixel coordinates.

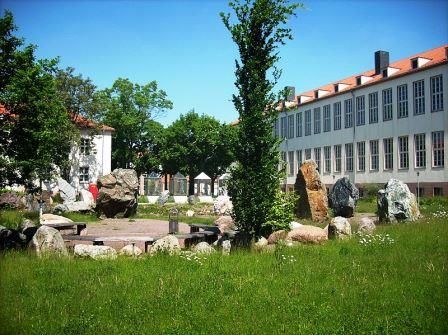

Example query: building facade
[276,45,447,196]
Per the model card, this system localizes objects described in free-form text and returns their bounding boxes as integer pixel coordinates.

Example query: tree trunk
[164,173,168,191]
[210,177,215,196]
[188,174,195,196]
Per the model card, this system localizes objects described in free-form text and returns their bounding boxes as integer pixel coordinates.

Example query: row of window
[282,131,445,175]
[276,74,444,138]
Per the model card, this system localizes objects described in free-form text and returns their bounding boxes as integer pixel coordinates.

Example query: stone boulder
[267,230,288,244]
[0,225,27,250]
[213,195,233,215]
[119,244,143,257]
[28,226,68,257]
[328,216,351,239]
[289,221,302,229]
[192,242,215,254]
[357,217,376,235]
[57,178,76,203]
[80,189,95,207]
[287,225,328,244]
[157,190,170,205]
[294,160,328,222]
[222,240,231,255]
[0,192,22,209]
[328,177,359,217]
[377,179,420,222]
[74,244,117,260]
[254,237,268,251]
[150,235,181,255]
[40,214,73,225]
[214,215,236,233]
[96,169,138,218]
[188,195,199,205]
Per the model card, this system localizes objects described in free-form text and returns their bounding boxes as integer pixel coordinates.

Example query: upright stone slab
[328,177,359,217]
[57,178,76,203]
[294,160,328,222]
[377,179,420,222]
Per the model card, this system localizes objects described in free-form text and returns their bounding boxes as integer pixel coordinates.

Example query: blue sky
[1,0,447,126]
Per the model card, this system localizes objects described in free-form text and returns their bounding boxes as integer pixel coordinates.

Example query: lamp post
[417,171,420,206]
[169,208,179,234]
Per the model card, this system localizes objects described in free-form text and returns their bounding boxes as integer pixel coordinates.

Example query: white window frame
[80,138,91,155]
[398,136,409,169]
[334,102,341,130]
[287,114,294,139]
[345,143,354,172]
[79,166,90,183]
[334,144,342,173]
[370,140,379,171]
[432,131,444,168]
[323,105,331,132]
[305,110,311,136]
[413,80,425,115]
[382,88,393,121]
[296,112,302,137]
[314,108,321,134]
[397,84,408,118]
[383,138,393,170]
[368,92,378,124]
[324,146,331,174]
[288,151,295,175]
[314,147,321,172]
[296,149,303,170]
[414,133,426,168]
[305,148,311,160]
[280,116,287,138]
[344,99,353,128]
[357,141,365,172]
[356,95,365,126]
[430,75,443,112]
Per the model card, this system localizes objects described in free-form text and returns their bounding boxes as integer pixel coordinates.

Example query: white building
[69,114,114,190]
[276,45,447,197]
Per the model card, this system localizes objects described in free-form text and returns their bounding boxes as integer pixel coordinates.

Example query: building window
[280,116,287,138]
[414,133,426,168]
[431,75,443,112]
[334,102,341,130]
[288,151,295,175]
[344,99,353,128]
[334,145,341,172]
[305,148,311,160]
[345,143,353,172]
[314,147,321,172]
[383,138,393,170]
[398,136,409,169]
[370,140,379,171]
[368,92,378,124]
[314,108,321,134]
[287,114,294,139]
[79,167,89,183]
[434,187,444,196]
[432,131,444,167]
[273,119,279,138]
[356,95,365,126]
[80,138,91,155]
[305,110,311,136]
[296,112,302,137]
[297,149,302,170]
[324,146,331,173]
[323,105,331,132]
[382,88,393,121]
[413,80,425,115]
[357,141,365,172]
[397,84,408,118]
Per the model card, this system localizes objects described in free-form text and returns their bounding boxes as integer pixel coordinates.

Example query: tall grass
[1,218,447,334]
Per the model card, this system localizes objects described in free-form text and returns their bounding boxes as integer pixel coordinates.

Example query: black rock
[0,226,27,250]
[328,177,359,217]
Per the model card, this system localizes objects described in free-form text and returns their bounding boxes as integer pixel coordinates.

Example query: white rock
[80,189,95,207]
[57,178,76,203]
[28,226,68,257]
[328,216,351,239]
[222,240,231,255]
[74,244,117,260]
[213,195,233,215]
[186,210,195,217]
[150,235,180,255]
[358,217,376,235]
[65,201,92,212]
[40,214,73,225]
[119,244,143,257]
[254,236,268,250]
[289,221,303,229]
[377,179,420,222]
[192,242,215,254]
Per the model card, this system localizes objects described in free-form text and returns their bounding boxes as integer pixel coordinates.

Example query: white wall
[279,63,448,187]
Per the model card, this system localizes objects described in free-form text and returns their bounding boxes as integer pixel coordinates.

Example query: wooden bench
[44,222,87,235]
[92,236,159,253]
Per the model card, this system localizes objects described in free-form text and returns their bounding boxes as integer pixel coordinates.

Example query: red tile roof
[0,103,114,131]
[231,44,448,125]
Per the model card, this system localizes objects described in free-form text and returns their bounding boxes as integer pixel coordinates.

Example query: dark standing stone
[328,177,359,217]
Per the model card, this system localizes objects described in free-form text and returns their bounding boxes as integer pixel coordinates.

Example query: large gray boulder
[96,169,138,218]
[192,242,215,254]
[328,177,359,217]
[28,226,68,257]
[57,178,76,203]
[377,179,420,222]
[328,216,351,239]
[74,244,117,260]
[150,235,181,255]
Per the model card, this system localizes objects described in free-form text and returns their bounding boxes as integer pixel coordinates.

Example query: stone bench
[43,222,87,235]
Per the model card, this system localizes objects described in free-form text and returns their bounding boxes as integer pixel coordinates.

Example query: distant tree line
[0,10,236,193]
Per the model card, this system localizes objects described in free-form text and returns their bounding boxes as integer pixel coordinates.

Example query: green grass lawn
[1,217,447,334]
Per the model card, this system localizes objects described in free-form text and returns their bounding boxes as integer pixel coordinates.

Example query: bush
[362,184,382,198]
[138,196,148,203]
[261,191,298,236]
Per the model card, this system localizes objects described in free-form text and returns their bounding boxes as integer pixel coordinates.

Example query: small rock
[192,242,215,254]
[188,195,199,205]
[28,226,68,257]
[185,210,195,217]
[157,190,170,205]
[119,244,143,257]
[267,230,288,244]
[213,195,233,215]
[40,214,73,225]
[222,240,231,255]
[214,215,236,233]
[150,235,181,255]
[74,244,117,260]
[287,225,328,244]
[358,217,376,235]
[328,216,351,239]
[254,236,268,251]
[289,221,302,229]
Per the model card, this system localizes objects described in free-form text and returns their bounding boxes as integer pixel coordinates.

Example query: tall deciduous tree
[161,110,236,195]
[221,0,301,236]
[0,10,76,188]
[99,78,172,174]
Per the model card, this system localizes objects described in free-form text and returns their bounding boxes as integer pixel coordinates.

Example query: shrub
[362,184,382,198]
[262,191,298,236]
